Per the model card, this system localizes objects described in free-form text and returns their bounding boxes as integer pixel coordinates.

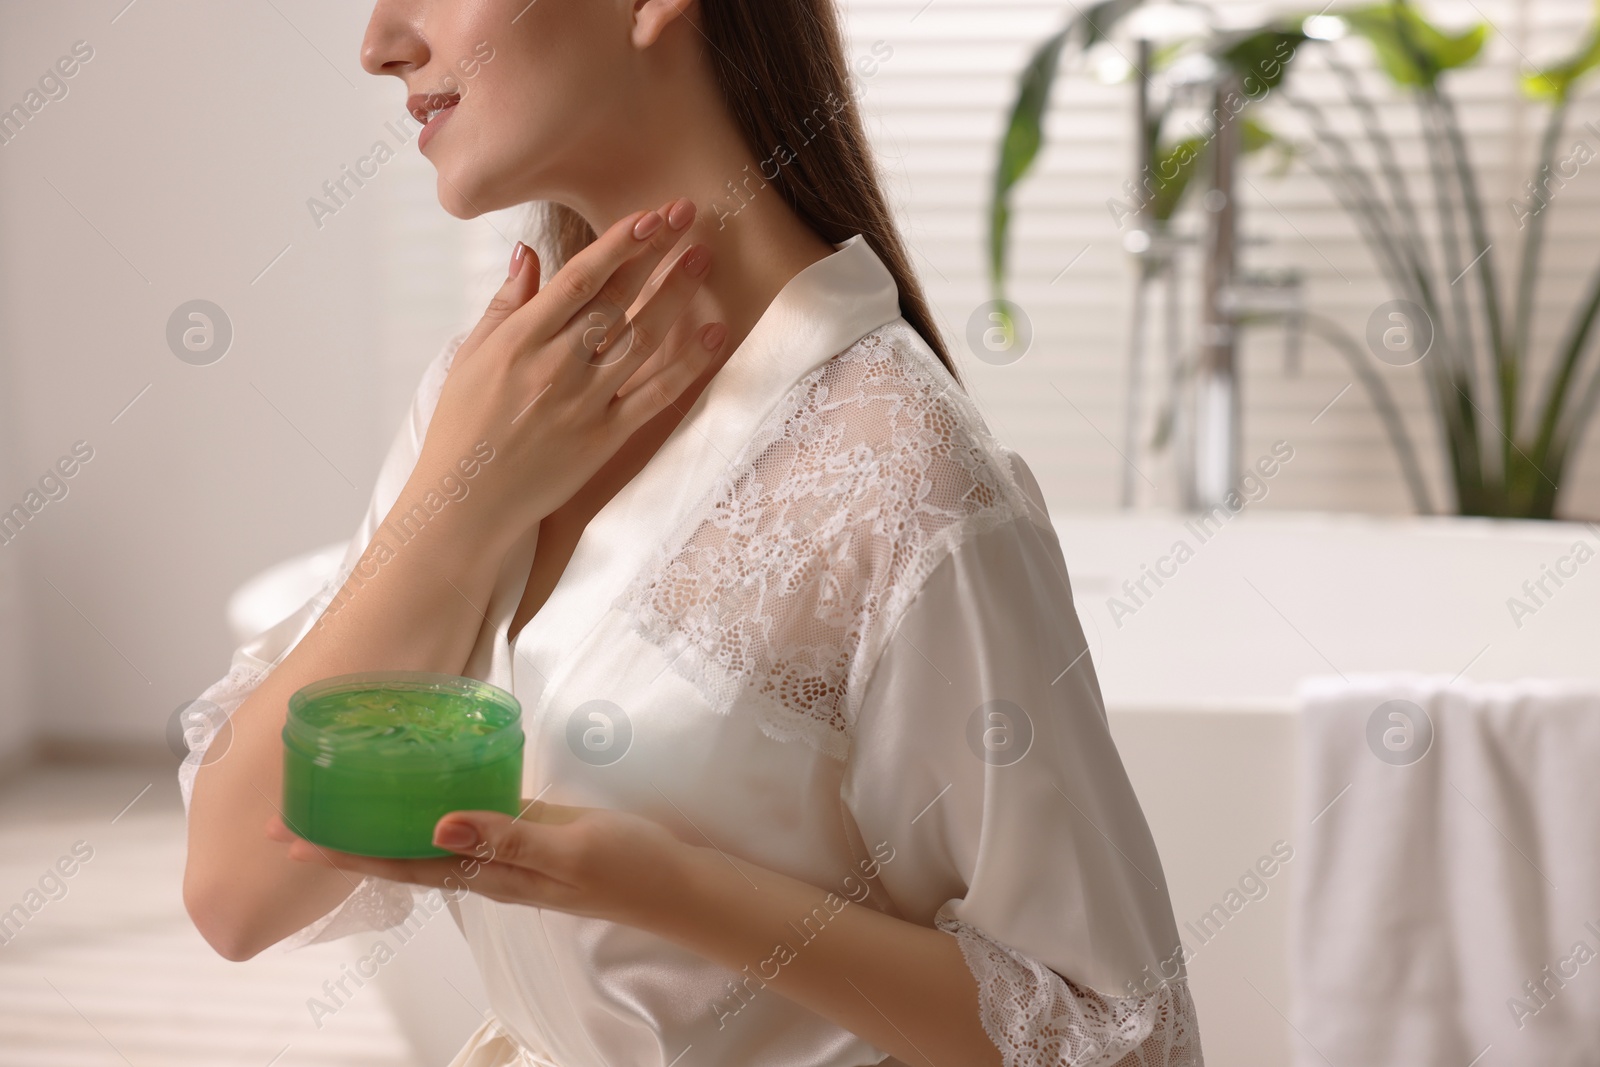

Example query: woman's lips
[418,100,458,151]
[407,90,461,152]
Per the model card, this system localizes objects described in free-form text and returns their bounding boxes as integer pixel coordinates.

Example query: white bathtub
[230,510,1600,1066]
[1057,509,1600,1067]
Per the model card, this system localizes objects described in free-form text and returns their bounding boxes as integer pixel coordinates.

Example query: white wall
[0,0,470,756]
[0,204,36,773]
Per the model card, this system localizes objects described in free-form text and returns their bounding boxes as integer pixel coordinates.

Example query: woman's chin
[434,174,490,220]
[433,167,534,221]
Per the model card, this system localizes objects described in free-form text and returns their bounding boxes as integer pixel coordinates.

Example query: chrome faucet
[1119,57,1305,510]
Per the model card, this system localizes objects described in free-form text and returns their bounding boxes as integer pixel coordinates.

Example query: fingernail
[667,198,695,229]
[683,245,711,277]
[508,242,527,280]
[633,211,664,240]
[703,322,727,349]
[434,821,477,849]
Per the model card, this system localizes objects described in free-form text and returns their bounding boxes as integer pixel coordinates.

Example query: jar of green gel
[282,671,524,859]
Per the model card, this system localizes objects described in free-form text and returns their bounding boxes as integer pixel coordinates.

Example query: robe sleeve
[840,462,1202,1067]
[175,328,468,953]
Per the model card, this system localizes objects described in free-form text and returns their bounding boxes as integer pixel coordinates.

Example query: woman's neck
[557,106,841,374]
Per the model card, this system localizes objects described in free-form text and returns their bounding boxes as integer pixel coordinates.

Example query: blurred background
[2,0,1598,1064]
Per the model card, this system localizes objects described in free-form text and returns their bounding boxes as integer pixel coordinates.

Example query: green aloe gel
[282,671,524,858]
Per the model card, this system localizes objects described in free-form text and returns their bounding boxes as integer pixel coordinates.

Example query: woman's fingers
[528,207,672,337]
[271,813,565,900]
[559,239,711,392]
[481,200,699,398]
[282,836,499,891]
[276,811,587,911]
[578,198,699,367]
[588,240,713,380]
[454,240,542,364]
[505,797,588,827]
[609,319,726,431]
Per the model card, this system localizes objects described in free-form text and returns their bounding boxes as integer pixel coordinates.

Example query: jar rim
[284,670,523,770]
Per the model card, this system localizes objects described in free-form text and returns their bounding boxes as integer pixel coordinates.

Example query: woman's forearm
[187,201,718,962]
[648,843,1002,1067]
[184,477,526,961]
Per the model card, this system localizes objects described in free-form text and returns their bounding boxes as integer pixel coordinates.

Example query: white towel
[1291,673,1600,1067]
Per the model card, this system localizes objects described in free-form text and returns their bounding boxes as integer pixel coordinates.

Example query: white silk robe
[178,234,1202,1067]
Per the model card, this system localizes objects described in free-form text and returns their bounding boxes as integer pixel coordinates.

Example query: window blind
[438,0,1600,518]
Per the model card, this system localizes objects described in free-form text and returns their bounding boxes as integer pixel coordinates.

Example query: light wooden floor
[0,760,419,1067]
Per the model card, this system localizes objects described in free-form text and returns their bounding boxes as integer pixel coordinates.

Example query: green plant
[990,0,1600,518]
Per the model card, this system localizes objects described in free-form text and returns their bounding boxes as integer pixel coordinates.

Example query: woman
[178,1,1201,1065]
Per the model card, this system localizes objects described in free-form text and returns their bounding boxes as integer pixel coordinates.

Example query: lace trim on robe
[612,321,1038,762]
[936,914,1203,1067]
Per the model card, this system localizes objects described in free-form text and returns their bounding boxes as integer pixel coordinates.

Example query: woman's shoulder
[780,316,1050,539]
[614,317,1057,759]
[745,315,1058,667]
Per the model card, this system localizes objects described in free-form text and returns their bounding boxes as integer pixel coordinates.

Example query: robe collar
[684,232,904,460]
[470,233,906,684]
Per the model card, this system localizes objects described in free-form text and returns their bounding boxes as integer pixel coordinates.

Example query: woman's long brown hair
[523,0,962,386]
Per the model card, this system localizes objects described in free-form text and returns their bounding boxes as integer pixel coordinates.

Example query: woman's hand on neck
[549,5,839,373]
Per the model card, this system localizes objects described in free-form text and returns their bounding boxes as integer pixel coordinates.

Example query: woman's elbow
[182,865,267,962]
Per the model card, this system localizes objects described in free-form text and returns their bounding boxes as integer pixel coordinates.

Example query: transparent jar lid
[284,670,523,773]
